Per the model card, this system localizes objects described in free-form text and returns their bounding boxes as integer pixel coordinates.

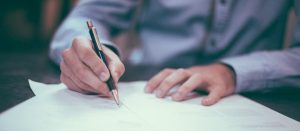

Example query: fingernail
[172,93,181,101]
[144,85,152,93]
[100,73,107,81]
[202,98,211,106]
[155,90,162,98]
[144,87,150,93]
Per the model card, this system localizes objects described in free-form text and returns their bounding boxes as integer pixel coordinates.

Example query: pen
[86,20,120,106]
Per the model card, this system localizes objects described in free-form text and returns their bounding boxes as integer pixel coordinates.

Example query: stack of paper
[0,80,299,131]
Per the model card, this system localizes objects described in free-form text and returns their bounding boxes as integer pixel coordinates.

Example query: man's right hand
[60,36,125,96]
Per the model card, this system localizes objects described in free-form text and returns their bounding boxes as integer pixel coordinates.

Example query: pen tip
[111,90,120,106]
[87,20,93,29]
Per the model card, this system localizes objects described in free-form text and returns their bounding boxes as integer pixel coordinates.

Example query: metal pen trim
[111,90,120,106]
[86,20,120,106]
[90,28,103,51]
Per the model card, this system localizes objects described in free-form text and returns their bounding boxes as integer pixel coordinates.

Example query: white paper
[0,81,299,131]
[28,79,56,96]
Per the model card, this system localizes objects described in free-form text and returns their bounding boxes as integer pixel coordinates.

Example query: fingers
[155,68,190,98]
[103,46,125,84]
[60,36,125,96]
[72,37,110,81]
[146,68,224,106]
[61,42,109,95]
[201,88,222,106]
[171,73,222,106]
[72,37,125,85]
[145,68,174,93]
[60,73,87,93]
[145,64,235,107]
[62,48,107,93]
[60,61,102,94]
[172,74,205,101]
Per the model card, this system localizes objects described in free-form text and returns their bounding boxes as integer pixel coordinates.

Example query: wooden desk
[1,49,300,122]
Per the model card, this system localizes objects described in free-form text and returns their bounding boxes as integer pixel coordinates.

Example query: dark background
[0,0,300,123]
[0,0,74,51]
[0,0,75,112]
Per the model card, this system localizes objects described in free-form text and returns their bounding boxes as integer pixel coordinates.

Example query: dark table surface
[1,48,300,122]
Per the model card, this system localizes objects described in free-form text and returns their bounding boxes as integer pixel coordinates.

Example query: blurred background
[0,0,298,86]
[0,0,139,60]
[0,0,78,112]
[0,0,296,59]
[0,0,141,112]
[0,0,77,52]
[0,0,299,120]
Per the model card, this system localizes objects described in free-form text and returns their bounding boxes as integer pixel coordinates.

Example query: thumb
[201,88,222,106]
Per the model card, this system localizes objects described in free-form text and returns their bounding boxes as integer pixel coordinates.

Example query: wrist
[216,63,237,92]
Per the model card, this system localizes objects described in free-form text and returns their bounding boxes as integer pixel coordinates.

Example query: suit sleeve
[49,0,139,64]
[221,1,300,93]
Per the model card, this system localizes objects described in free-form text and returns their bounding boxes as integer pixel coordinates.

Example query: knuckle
[72,37,93,60]
[177,68,185,72]
[162,79,172,87]
[177,68,188,75]
[72,36,84,48]
[61,49,71,59]
[193,73,202,79]
[194,73,201,77]
[116,62,125,76]
[163,68,174,73]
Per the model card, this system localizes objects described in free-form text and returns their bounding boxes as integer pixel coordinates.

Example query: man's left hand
[145,64,236,106]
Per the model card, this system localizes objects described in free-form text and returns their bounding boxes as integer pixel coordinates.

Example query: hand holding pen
[59,21,125,104]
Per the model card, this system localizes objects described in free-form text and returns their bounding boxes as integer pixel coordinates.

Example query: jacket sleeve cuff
[49,17,120,64]
[102,41,120,57]
[220,55,268,93]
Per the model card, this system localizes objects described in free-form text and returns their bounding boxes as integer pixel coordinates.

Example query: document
[0,80,299,131]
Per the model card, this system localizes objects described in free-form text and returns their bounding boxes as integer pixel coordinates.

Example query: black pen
[86,20,120,106]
